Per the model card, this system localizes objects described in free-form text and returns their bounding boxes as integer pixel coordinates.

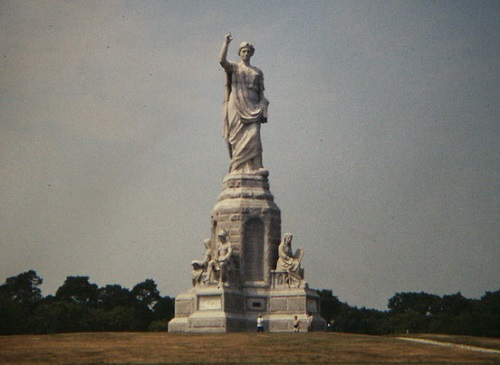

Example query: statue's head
[238,41,255,57]
[283,233,293,245]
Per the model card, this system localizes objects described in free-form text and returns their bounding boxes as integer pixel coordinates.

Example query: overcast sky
[1,0,499,310]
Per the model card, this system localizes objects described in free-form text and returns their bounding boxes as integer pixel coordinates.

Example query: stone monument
[168,35,326,332]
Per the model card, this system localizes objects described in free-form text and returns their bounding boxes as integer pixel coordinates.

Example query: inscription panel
[198,295,222,310]
[288,297,305,312]
[270,297,287,312]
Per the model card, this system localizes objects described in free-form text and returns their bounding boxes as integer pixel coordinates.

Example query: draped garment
[222,61,268,172]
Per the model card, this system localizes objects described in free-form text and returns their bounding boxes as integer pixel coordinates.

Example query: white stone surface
[167,35,327,333]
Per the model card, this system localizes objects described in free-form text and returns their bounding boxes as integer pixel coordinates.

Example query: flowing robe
[222,61,268,172]
[277,242,302,273]
[276,239,303,286]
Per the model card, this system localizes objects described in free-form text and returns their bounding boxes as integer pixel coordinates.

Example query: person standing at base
[257,315,264,332]
[293,315,300,332]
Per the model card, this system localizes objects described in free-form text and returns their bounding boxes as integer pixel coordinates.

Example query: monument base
[168,284,327,333]
[168,171,327,332]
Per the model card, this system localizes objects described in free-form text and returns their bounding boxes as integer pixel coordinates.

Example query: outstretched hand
[224,33,233,44]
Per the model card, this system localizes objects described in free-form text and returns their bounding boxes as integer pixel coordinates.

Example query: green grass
[0,332,499,364]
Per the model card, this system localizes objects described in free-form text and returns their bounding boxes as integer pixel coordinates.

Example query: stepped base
[168,285,327,333]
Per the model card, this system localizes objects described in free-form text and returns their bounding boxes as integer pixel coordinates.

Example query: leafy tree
[98,284,133,310]
[148,295,175,332]
[0,296,27,334]
[0,270,43,334]
[94,305,147,332]
[317,289,343,323]
[440,292,474,316]
[388,292,441,315]
[132,279,161,308]
[94,283,163,331]
[474,290,500,337]
[386,310,430,334]
[421,292,476,335]
[481,289,500,315]
[386,292,442,334]
[30,298,95,334]
[335,306,388,335]
[55,276,99,306]
[0,270,43,305]
[152,295,175,324]
[152,295,175,321]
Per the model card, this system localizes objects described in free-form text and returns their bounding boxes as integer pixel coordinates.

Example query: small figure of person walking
[257,314,264,332]
[293,315,300,332]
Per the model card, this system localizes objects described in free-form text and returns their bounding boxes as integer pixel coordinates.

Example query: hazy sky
[1,0,499,310]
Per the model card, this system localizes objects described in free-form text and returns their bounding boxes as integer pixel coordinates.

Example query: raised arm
[219,34,232,69]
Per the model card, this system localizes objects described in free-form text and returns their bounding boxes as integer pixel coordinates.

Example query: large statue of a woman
[219,34,269,174]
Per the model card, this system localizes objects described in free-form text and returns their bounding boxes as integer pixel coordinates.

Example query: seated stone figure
[191,261,204,286]
[191,238,216,286]
[214,230,233,286]
[191,231,235,287]
[276,233,304,287]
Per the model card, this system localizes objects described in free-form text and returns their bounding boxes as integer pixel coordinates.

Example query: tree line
[1,270,498,337]
[318,289,500,337]
[0,270,174,334]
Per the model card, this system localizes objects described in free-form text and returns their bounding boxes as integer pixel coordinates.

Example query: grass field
[1,332,499,364]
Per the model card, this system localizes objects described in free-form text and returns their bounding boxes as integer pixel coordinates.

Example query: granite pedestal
[168,172,326,332]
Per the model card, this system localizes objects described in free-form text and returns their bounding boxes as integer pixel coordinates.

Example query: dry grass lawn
[0,332,499,364]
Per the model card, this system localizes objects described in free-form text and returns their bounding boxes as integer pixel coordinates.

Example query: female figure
[219,34,269,173]
[277,233,304,287]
